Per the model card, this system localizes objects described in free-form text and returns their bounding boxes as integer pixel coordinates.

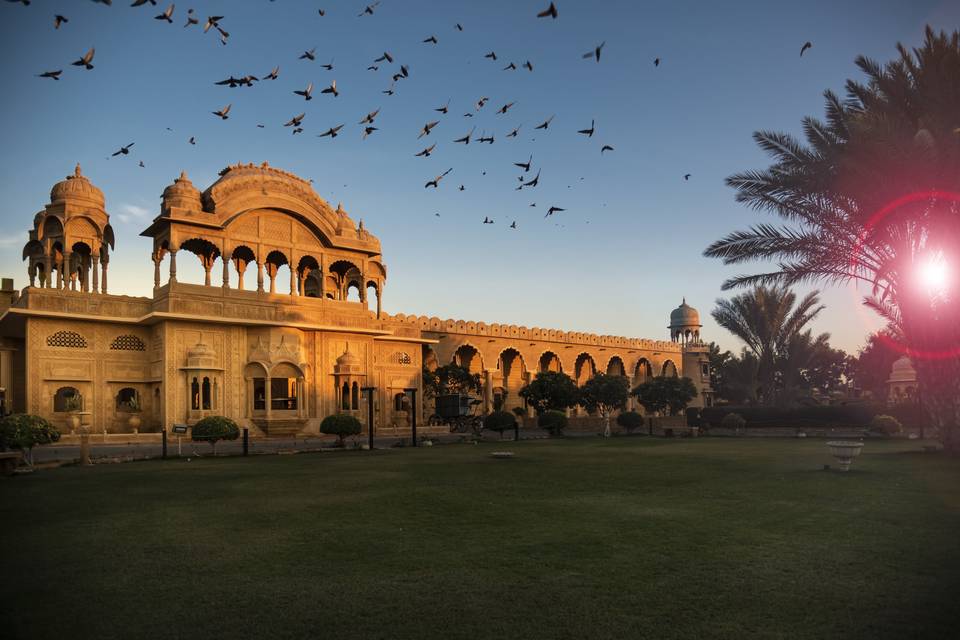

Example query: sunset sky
[2,0,958,354]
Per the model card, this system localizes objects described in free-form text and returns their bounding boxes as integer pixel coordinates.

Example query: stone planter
[67,413,82,432]
[827,441,864,472]
[127,414,142,431]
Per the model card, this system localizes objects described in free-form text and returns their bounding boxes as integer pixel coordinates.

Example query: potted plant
[124,394,142,431]
[64,394,83,432]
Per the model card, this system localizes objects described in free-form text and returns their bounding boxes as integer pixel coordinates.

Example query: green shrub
[721,413,747,430]
[616,411,644,433]
[538,410,568,436]
[0,414,60,467]
[320,413,362,447]
[870,414,902,436]
[483,410,516,438]
[191,416,240,454]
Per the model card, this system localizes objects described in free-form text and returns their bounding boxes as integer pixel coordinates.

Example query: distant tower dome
[335,344,363,375]
[335,202,356,234]
[886,355,918,404]
[669,298,702,344]
[49,163,105,210]
[186,342,217,369]
[162,171,202,212]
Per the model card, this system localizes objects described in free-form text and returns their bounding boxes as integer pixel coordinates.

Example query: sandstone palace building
[0,162,712,437]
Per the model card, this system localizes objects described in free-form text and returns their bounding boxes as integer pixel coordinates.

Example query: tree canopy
[633,376,698,415]
[519,371,580,414]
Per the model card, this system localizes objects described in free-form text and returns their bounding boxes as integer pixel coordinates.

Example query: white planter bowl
[827,441,864,472]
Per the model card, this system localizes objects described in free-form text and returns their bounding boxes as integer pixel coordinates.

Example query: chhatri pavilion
[0,162,713,437]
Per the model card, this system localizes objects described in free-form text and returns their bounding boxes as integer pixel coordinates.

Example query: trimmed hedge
[538,410,568,436]
[698,403,922,429]
[870,414,902,436]
[191,416,240,453]
[484,410,517,435]
[0,414,60,466]
[321,413,362,446]
[721,413,746,430]
[616,411,644,433]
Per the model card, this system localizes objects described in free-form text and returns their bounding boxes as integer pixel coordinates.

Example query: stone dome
[669,298,701,328]
[50,164,105,209]
[336,345,361,367]
[186,343,217,369]
[162,171,202,211]
[887,355,917,384]
[335,202,356,233]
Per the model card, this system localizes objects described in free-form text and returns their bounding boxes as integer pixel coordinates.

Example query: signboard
[172,424,188,435]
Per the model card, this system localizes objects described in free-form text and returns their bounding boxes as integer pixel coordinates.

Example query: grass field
[2,438,959,639]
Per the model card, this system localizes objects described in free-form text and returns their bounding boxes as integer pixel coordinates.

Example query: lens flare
[917,253,949,297]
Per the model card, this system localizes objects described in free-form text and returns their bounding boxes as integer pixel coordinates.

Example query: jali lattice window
[395,352,412,365]
[110,335,146,351]
[47,331,87,348]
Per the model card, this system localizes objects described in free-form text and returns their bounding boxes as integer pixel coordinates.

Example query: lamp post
[404,387,418,447]
[361,386,376,450]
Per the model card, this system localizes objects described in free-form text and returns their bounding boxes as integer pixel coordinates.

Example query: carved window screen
[47,331,87,348]
[110,335,146,351]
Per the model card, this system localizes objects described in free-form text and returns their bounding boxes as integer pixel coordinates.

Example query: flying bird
[391,65,409,81]
[263,66,279,80]
[362,126,378,139]
[382,82,395,95]
[484,51,497,61]
[545,206,565,217]
[455,23,463,31]
[537,2,558,19]
[317,124,345,138]
[458,185,465,191]
[321,59,334,71]
[131,1,158,6]
[482,217,494,224]
[509,221,517,229]
[183,8,198,27]
[600,145,614,154]
[654,57,660,67]
[415,144,436,157]
[320,80,338,96]
[423,35,438,44]
[212,104,231,120]
[318,9,325,16]
[578,119,595,137]
[497,102,515,114]
[300,48,316,61]
[358,1,380,17]
[154,4,174,23]
[111,142,135,156]
[54,15,68,29]
[684,173,691,180]
[139,160,145,167]
[514,155,532,172]
[374,52,393,63]
[582,41,605,62]
[478,133,494,144]
[294,82,313,100]
[359,108,380,124]
[800,41,812,56]
[203,15,224,33]
[523,60,533,71]
[503,62,516,71]
[367,65,378,71]
[435,100,450,114]
[418,121,439,138]
[475,96,489,110]
[284,112,305,127]
[453,127,475,144]
[37,70,62,80]
[188,136,196,145]
[71,47,95,70]
[534,115,555,130]
[424,168,453,189]
[523,169,541,188]
[506,125,521,138]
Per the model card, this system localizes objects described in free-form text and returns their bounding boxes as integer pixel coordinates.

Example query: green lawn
[2,438,959,640]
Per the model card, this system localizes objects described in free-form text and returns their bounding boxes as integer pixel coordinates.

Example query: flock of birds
[15,0,816,230]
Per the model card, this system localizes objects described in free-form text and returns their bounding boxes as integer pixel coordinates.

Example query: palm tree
[704,27,960,449]
[776,329,832,405]
[711,286,824,404]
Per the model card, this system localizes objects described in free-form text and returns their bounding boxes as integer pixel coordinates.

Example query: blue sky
[1,0,957,354]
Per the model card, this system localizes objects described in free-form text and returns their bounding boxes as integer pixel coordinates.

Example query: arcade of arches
[0,163,713,437]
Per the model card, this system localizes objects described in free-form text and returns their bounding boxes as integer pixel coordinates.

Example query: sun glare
[918,253,950,296]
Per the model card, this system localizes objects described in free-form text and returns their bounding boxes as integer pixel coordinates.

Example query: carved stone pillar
[289,265,297,297]
[63,251,72,291]
[153,252,161,289]
[318,255,325,298]
[256,261,264,293]
[222,253,231,289]
[376,282,382,318]
[91,254,100,293]
[169,250,178,284]
[483,369,494,415]
[101,259,108,294]
[28,261,36,288]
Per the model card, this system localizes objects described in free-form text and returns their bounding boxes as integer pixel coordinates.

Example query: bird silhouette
[358,1,380,17]
[203,15,224,33]
[375,52,393,63]
[654,57,660,67]
[523,60,534,71]
[423,35,438,44]
[284,112,305,127]
[600,145,614,154]
[514,155,532,172]
[300,48,316,61]
[506,126,521,138]
[415,144,436,157]
[37,70,62,80]
[684,173,691,180]
[545,206,565,217]
[188,136,196,145]
[263,66,279,80]
[111,142,135,156]
[800,41,812,56]
[317,124,345,138]
[484,51,497,61]
[498,102,516,114]
[458,184,465,191]
[131,1,159,6]
[455,23,463,31]
[321,59,334,70]
[534,115,555,130]
[503,62,516,71]
[475,96,489,110]
[382,82,395,95]
[183,8,198,27]
[509,221,517,229]
[359,108,380,124]
[154,4,174,23]
[418,121,439,138]
[318,9,325,16]
[537,2,558,19]
[212,104,231,119]
[435,100,450,114]
[54,15,68,29]
[362,126,378,139]
[71,48,95,70]
[582,41,605,62]
[392,65,409,82]
[523,170,541,188]
[139,160,145,168]
[478,133,494,144]
[482,217,494,224]
[294,82,313,100]
[321,80,338,97]
[453,127,475,144]
[578,119,595,137]
[425,168,453,188]
[367,65,378,71]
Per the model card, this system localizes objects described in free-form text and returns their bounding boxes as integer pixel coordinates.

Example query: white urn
[827,441,864,472]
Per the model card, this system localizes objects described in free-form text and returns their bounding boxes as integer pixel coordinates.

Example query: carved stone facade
[0,163,712,436]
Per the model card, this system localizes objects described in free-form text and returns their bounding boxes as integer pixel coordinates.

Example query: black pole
[405,387,418,447]
[362,386,376,450]
[242,428,249,456]
[162,429,168,459]
[514,420,519,442]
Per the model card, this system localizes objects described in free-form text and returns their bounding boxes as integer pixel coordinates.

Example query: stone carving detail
[110,334,146,351]
[47,330,88,349]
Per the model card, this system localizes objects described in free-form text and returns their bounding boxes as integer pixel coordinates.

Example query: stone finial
[74,163,82,177]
